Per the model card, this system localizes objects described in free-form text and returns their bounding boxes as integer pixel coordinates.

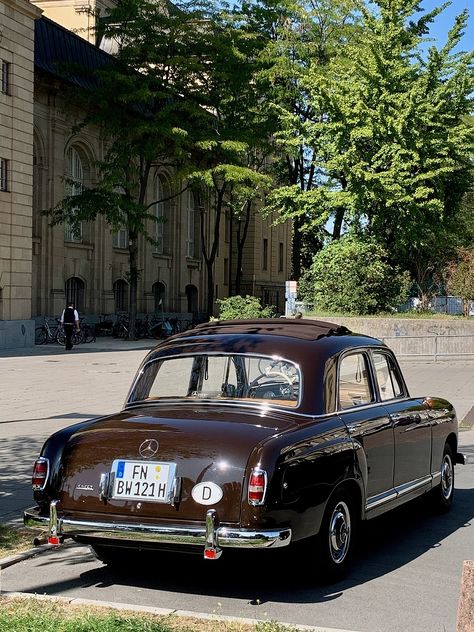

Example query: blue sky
[418,0,473,51]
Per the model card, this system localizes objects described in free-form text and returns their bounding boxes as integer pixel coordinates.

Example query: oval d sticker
[191,482,223,506]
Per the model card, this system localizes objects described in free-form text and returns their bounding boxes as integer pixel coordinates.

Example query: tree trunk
[206,260,214,318]
[235,200,252,294]
[292,214,304,280]
[128,232,139,340]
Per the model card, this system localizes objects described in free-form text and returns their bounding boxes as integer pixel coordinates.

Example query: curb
[0,592,361,632]
[0,543,54,570]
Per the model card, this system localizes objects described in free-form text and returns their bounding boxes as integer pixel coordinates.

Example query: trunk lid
[57,402,297,524]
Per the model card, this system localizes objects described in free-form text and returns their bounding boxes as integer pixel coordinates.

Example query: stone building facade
[0,0,41,347]
[0,0,291,348]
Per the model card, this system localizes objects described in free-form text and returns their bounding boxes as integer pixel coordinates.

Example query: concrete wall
[308,316,474,359]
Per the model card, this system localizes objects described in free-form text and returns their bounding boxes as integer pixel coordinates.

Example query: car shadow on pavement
[15,486,474,605]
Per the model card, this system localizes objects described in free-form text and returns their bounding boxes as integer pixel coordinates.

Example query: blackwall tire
[317,488,358,583]
[431,443,455,513]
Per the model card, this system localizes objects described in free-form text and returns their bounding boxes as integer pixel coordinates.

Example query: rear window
[128,354,300,407]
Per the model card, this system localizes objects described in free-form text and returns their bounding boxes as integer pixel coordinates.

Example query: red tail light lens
[32,457,49,490]
[248,468,267,505]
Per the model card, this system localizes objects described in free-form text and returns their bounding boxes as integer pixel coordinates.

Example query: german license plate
[111,459,177,503]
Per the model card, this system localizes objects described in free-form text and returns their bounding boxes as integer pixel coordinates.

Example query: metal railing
[381,334,474,361]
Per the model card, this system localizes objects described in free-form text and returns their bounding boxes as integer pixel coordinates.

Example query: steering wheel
[249,361,296,399]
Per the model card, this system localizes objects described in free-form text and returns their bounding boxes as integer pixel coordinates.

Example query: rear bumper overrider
[24,503,292,559]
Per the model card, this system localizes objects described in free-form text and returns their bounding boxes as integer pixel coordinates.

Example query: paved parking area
[0,339,473,523]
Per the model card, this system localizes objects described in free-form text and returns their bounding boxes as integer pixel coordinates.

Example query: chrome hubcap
[441,453,453,500]
[329,500,351,564]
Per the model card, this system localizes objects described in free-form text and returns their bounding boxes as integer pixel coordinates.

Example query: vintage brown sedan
[25,319,465,580]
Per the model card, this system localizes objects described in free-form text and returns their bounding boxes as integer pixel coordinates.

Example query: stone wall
[0,0,41,336]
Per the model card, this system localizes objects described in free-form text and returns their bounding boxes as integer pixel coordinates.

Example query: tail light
[32,457,49,490]
[248,468,267,505]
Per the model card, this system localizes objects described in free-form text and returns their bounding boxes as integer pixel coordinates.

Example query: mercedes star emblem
[139,439,159,459]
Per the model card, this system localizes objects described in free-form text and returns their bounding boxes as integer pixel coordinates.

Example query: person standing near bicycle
[60,301,80,350]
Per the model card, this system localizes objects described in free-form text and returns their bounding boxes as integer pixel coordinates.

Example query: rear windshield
[128,354,301,407]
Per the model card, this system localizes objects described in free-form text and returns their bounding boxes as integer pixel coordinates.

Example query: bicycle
[56,323,83,346]
[35,318,62,345]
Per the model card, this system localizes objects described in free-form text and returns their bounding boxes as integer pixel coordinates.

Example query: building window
[224,212,230,243]
[186,284,198,315]
[279,242,284,272]
[113,279,129,312]
[152,281,165,312]
[1,61,10,95]
[65,147,84,242]
[186,189,197,258]
[223,258,229,285]
[0,158,8,192]
[65,277,85,313]
[154,178,165,254]
[113,227,128,249]
[262,238,268,271]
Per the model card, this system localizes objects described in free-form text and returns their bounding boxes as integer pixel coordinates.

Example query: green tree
[307,235,411,314]
[178,5,275,316]
[50,0,233,336]
[267,0,474,282]
[244,0,361,278]
[215,294,276,319]
[446,248,474,316]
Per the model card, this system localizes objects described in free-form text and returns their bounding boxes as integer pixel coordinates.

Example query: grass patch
[0,597,297,632]
[0,524,37,558]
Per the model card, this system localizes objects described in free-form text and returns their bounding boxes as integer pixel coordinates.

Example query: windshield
[128,354,301,407]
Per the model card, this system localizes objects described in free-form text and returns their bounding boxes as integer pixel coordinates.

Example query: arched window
[185,284,198,315]
[65,146,84,242]
[33,134,44,239]
[65,277,85,313]
[152,281,166,311]
[113,279,129,312]
[186,190,198,258]
[154,178,165,255]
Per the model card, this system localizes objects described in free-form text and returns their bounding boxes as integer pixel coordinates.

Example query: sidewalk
[0,338,473,523]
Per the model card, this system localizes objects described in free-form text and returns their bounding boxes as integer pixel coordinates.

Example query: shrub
[446,248,474,316]
[307,236,411,315]
[215,295,276,320]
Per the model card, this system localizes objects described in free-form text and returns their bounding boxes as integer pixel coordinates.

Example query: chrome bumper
[24,504,291,559]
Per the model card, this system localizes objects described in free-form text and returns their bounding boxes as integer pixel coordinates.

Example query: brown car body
[25,319,464,579]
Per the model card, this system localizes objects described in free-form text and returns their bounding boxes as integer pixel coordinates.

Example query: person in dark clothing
[60,302,80,350]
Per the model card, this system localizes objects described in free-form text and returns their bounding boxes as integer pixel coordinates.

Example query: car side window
[338,353,373,409]
[372,352,404,400]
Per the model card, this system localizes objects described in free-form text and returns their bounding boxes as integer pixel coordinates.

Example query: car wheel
[431,443,454,513]
[317,488,357,583]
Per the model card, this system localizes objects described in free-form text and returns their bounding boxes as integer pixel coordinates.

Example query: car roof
[189,318,352,341]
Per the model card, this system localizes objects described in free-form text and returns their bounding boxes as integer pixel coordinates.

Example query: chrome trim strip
[365,490,397,510]
[396,475,432,497]
[366,475,433,511]
[24,506,292,550]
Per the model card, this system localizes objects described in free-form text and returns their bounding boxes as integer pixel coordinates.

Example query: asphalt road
[1,341,473,632]
[1,439,473,632]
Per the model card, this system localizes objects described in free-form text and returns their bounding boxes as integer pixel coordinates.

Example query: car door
[370,350,431,490]
[337,350,394,505]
